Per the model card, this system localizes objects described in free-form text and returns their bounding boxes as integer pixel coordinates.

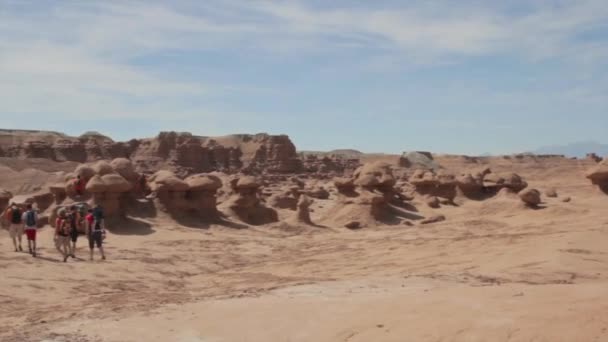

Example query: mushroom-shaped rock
[519,188,541,207]
[110,158,137,182]
[149,171,189,192]
[74,165,96,180]
[185,174,222,192]
[102,174,132,193]
[149,171,190,212]
[92,161,114,176]
[185,174,223,217]
[85,175,108,193]
[235,176,260,190]
[353,162,396,190]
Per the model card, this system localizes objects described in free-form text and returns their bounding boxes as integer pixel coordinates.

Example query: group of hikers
[1,172,150,261]
[2,202,107,262]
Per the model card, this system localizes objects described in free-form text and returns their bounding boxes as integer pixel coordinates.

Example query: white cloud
[0,0,607,123]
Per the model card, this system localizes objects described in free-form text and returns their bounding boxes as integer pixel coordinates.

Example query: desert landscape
[0,129,607,342]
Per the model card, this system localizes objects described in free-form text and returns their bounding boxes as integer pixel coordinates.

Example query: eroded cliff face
[0,130,303,175]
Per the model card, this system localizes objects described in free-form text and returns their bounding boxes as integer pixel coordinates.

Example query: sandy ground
[1,157,608,341]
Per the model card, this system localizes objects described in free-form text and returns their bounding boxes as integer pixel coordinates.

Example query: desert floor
[1,158,608,341]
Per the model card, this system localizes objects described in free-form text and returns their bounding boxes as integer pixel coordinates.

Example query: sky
[0,0,607,155]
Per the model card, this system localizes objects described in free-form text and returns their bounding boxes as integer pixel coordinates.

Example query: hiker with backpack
[67,206,81,258]
[3,203,23,252]
[54,209,71,262]
[86,205,106,261]
[22,204,38,257]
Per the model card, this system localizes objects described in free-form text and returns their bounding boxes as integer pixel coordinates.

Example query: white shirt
[21,211,38,230]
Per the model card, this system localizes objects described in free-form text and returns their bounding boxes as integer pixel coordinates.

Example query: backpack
[93,207,104,221]
[11,208,21,224]
[25,211,36,227]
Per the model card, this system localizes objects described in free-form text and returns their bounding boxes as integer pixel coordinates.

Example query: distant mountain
[533,141,608,158]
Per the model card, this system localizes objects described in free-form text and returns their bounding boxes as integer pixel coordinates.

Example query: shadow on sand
[107,217,155,236]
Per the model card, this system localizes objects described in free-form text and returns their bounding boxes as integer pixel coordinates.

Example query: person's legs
[9,225,17,251]
[16,226,23,252]
[70,232,78,257]
[89,235,94,260]
[60,236,70,262]
[25,229,37,257]
[97,234,105,260]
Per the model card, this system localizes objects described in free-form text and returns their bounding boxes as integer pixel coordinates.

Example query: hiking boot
[28,248,32,254]
[102,256,106,260]
[71,254,76,259]
[63,256,68,262]
[18,246,23,252]
[32,251,36,258]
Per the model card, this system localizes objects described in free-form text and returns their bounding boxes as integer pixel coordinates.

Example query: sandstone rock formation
[85,173,133,216]
[519,188,541,207]
[408,169,457,201]
[483,172,528,193]
[586,160,608,193]
[148,170,190,213]
[545,188,558,198]
[399,151,438,169]
[0,189,12,212]
[220,176,278,225]
[0,130,303,177]
[185,174,223,217]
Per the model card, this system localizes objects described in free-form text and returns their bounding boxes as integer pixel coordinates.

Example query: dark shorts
[70,229,79,242]
[89,231,103,249]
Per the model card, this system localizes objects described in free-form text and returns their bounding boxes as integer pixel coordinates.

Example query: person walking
[22,204,38,257]
[67,206,81,258]
[3,203,23,252]
[86,208,106,261]
[54,210,71,262]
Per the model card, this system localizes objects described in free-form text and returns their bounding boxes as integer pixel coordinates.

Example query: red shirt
[85,213,94,227]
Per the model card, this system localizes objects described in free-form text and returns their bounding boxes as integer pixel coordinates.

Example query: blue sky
[1,0,607,154]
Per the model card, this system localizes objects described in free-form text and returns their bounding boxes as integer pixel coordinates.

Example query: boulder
[305,186,330,200]
[561,196,571,203]
[186,174,222,192]
[74,164,96,180]
[399,151,438,170]
[545,188,558,198]
[585,160,608,192]
[85,175,108,193]
[92,161,114,176]
[344,220,361,229]
[425,196,440,209]
[149,170,189,192]
[110,158,138,182]
[483,173,528,192]
[519,188,541,207]
[101,173,133,193]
